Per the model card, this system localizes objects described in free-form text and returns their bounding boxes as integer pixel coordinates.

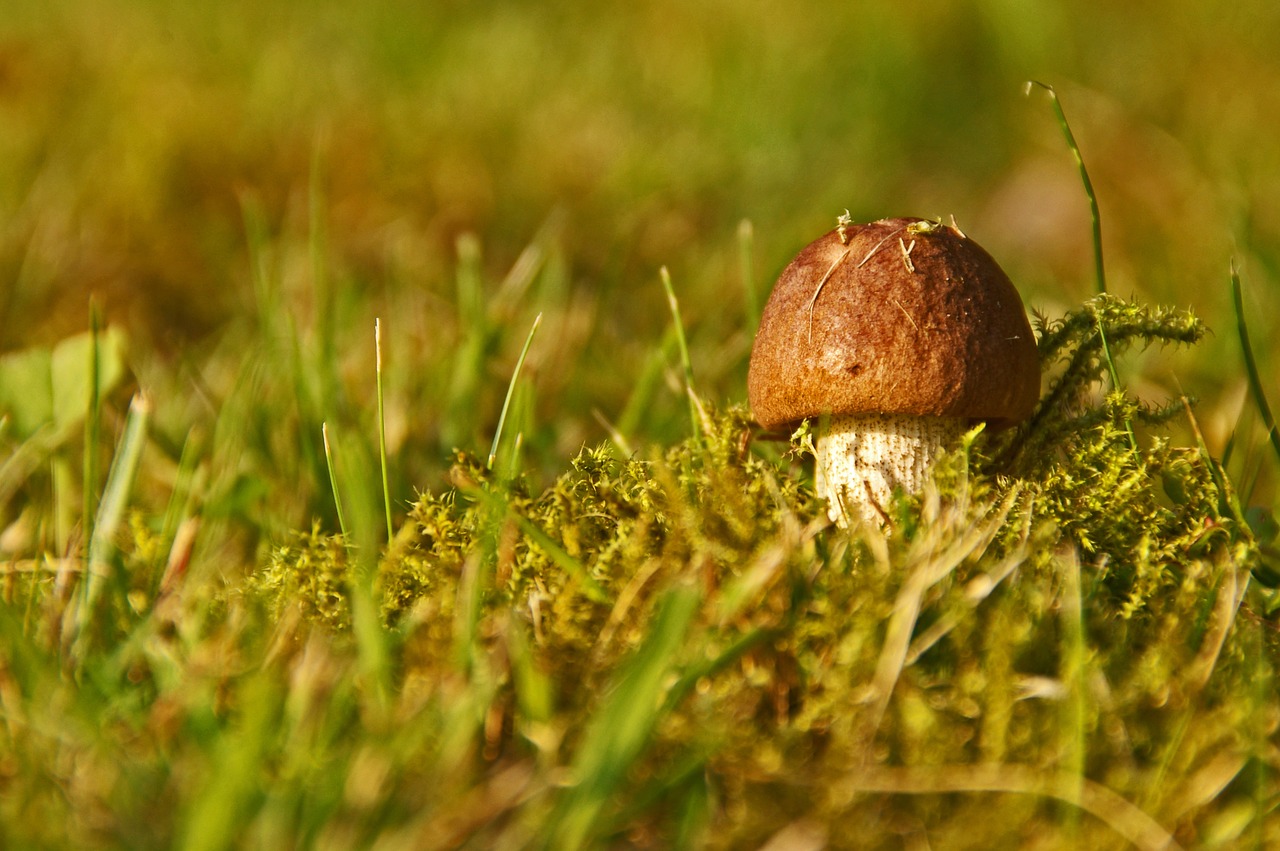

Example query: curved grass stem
[1231,264,1280,465]
[375,318,393,541]
[489,312,543,471]
[660,267,701,448]
[1026,80,1106,295]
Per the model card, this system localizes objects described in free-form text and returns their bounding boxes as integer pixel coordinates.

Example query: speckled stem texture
[815,413,965,527]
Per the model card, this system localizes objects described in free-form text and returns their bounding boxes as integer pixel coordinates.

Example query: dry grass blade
[860,488,1020,747]
[838,764,1183,851]
[903,506,1031,665]
[1185,555,1249,693]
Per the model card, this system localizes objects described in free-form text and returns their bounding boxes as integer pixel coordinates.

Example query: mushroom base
[815,413,966,527]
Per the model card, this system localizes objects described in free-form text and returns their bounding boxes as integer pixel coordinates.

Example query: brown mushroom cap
[748,217,1040,431]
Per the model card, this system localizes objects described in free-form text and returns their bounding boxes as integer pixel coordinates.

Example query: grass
[4,0,1280,848]
[3,267,1278,848]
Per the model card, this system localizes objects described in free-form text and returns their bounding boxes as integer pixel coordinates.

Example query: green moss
[233,295,1280,848]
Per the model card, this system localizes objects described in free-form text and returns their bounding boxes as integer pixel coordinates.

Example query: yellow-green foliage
[237,297,1279,848]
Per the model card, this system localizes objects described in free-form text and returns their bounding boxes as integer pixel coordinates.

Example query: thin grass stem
[1098,323,1138,452]
[322,422,349,541]
[375,318,394,541]
[617,330,677,439]
[464,481,608,604]
[660,267,701,445]
[1231,264,1280,465]
[1058,548,1086,835]
[1028,81,1136,451]
[489,312,542,470]
[82,299,102,555]
[1027,80,1105,295]
[71,393,151,656]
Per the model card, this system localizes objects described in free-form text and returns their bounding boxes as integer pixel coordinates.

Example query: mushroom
[747,216,1040,527]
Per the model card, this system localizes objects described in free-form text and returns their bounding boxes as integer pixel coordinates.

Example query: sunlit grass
[3,0,1280,847]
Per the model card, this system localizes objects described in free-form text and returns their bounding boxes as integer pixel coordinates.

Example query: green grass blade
[1058,548,1087,835]
[617,329,678,440]
[325,420,393,704]
[71,393,151,656]
[489,312,542,470]
[1027,80,1106,295]
[547,583,701,850]
[375,318,394,541]
[513,511,607,603]
[322,422,349,540]
[464,481,609,604]
[1231,264,1280,465]
[82,299,102,552]
[1028,81,1135,450]
[660,267,701,445]
[1097,322,1138,452]
[178,671,281,851]
[445,233,488,450]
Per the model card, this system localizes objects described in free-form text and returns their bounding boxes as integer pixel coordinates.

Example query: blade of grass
[445,233,488,450]
[1231,263,1280,465]
[464,482,608,604]
[70,393,151,657]
[616,329,678,440]
[375,318,394,541]
[1099,323,1139,452]
[660,267,701,446]
[545,583,701,851]
[322,422,349,541]
[1058,547,1086,836]
[1028,81,1136,451]
[489,312,542,470]
[1026,80,1105,295]
[82,299,102,552]
[328,421,392,706]
[500,395,530,480]
[840,765,1182,851]
[178,670,282,851]
[158,427,204,554]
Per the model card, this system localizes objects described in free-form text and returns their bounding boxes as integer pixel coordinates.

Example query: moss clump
[241,295,1277,849]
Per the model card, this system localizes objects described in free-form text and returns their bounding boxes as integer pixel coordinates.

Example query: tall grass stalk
[545,584,701,850]
[445,233,487,450]
[616,329,678,441]
[1028,80,1136,451]
[1058,548,1086,836]
[1231,264,1280,465]
[82,300,102,551]
[489,312,542,470]
[321,422,348,541]
[71,393,151,656]
[375,318,393,540]
[1026,80,1105,295]
[660,267,701,446]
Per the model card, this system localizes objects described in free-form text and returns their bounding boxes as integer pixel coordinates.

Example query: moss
[243,295,1280,848]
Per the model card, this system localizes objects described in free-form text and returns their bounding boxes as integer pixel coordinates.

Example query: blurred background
[3,0,1279,518]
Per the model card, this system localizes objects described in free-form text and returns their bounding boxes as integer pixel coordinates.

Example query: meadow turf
[4,1,1280,848]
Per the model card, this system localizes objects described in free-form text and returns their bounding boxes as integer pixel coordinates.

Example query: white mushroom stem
[814,413,966,527]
